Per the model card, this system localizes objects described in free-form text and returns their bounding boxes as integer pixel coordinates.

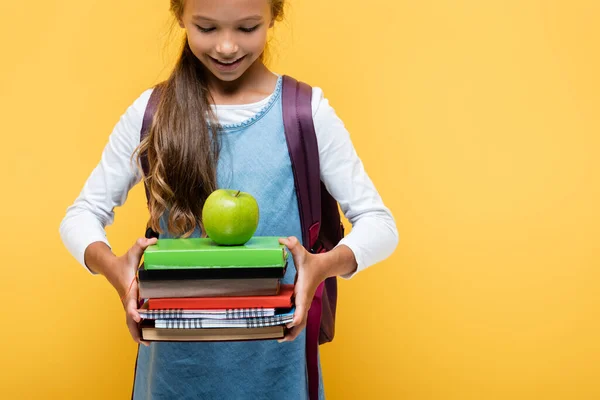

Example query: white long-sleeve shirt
[59,83,398,279]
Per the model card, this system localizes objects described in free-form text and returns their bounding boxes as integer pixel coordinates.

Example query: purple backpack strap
[281,76,322,247]
[281,75,324,400]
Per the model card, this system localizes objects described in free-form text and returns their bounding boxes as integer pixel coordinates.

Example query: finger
[128,319,150,347]
[288,286,311,329]
[125,297,141,323]
[125,292,151,346]
[126,314,144,345]
[278,322,307,343]
[128,237,158,262]
[123,287,142,322]
[129,308,141,324]
[126,306,151,347]
[287,304,307,329]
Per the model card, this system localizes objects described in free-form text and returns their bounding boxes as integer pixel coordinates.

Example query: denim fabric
[132,76,324,400]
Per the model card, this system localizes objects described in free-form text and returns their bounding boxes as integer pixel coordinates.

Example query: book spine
[138,264,286,280]
[139,279,280,299]
[140,308,275,319]
[147,298,292,309]
[145,248,286,269]
[146,285,293,309]
[141,326,285,342]
[154,314,294,329]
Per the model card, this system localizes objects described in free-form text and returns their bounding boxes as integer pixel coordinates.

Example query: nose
[215,32,239,58]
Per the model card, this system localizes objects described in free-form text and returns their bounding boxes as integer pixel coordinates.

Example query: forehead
[183,0,271,21]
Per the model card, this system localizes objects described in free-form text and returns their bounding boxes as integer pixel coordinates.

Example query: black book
[138,261,287,281]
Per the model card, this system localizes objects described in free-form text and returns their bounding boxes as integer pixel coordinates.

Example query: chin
[212,71,246,82]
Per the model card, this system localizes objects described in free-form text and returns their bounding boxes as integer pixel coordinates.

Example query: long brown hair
[135,0,286,237]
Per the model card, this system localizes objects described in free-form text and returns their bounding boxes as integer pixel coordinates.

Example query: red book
[147,284,294,309]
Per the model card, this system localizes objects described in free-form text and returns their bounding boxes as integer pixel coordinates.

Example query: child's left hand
[277,236,329,343]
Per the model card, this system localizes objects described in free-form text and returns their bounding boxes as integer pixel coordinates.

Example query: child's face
[179,0,273,82]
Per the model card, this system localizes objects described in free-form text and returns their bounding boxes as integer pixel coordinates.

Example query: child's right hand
[113,237,158,347]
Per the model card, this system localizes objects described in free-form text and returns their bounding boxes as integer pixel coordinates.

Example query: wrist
[318,245,358,279]
[85,242,122,284]
[114,258,136,297]
[101,255,130,296]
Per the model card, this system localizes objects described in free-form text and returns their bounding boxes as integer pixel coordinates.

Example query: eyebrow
[192,15,263,22]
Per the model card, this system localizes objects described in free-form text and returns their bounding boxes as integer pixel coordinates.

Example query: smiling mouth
[211,56,246,66]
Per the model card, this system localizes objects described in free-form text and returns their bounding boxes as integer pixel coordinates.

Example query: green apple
[202,189,259,245]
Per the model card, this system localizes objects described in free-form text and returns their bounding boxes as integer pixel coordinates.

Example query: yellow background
[1,0,599,399]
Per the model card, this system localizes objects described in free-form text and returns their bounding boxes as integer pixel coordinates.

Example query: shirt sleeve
[59,89,153,273]
[311,87,399,279]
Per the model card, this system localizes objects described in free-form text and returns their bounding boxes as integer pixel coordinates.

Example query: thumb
[128,237,157,263]
[279,236,306,265]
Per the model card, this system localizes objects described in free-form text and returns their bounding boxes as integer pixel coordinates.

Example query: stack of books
[137,236,294,342]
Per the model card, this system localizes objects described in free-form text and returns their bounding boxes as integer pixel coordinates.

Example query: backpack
[140,75,344,400]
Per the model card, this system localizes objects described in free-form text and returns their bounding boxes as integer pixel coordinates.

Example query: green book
[143,236,288,270]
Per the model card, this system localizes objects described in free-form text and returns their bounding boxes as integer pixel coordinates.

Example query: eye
[196,25,215,33]
[239,24,260,33]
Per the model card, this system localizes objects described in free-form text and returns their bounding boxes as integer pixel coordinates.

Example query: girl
[60,0,398,398]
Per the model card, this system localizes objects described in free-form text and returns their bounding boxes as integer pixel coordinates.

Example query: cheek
[246,33,269,53]
[188,35,210,56]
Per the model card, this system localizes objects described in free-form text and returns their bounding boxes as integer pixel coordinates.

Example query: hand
[113,237,158,347]
[277,236,328,343]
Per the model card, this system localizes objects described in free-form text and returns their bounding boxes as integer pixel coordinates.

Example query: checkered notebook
[139,308,276,320]
[154,308,295,329]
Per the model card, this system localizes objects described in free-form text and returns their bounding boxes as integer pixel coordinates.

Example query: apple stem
[234,190,241,197]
